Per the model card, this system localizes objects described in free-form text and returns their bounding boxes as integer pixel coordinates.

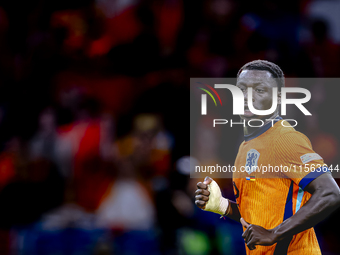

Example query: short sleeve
[274,131,328,189]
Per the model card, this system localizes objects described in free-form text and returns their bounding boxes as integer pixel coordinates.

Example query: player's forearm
[272,187,340,242]
[226,200,241,222]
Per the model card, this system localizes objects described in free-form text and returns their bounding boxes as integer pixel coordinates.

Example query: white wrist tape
[204,179,230,216]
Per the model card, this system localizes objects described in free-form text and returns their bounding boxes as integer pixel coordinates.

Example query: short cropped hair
[237,60,285,90]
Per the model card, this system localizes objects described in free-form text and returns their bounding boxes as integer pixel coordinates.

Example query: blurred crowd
[0,0,339,254]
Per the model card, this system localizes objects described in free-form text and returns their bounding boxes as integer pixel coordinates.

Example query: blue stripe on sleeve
[299,167,329,190]
[295,188,304,213]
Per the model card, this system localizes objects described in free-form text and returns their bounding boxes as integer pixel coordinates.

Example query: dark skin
[237,70,282,136]
[195,70,340,251]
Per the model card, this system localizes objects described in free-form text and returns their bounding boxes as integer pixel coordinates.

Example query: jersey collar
[244,116,283,142]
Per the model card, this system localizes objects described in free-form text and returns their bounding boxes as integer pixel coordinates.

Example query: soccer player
[194,60,340,254]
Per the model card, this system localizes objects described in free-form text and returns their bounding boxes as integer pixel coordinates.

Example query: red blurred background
[0,0,339,254]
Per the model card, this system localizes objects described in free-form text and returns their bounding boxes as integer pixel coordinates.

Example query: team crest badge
[245,149,260,174]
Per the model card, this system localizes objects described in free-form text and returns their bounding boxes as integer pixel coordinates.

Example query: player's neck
[243,113,279,136]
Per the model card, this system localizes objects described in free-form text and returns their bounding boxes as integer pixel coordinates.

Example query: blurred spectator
[303,19,340,76]
[115,113,173,179]
[30,107,58,162]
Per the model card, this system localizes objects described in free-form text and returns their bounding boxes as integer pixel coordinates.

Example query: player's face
[236,70,280,120]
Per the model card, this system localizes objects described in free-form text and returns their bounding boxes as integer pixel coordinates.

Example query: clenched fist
[195,176,230,216]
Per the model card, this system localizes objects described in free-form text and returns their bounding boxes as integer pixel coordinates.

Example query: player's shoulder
[275,121,311,146]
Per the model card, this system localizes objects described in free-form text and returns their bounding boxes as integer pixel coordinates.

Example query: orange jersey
[233,118,328,255]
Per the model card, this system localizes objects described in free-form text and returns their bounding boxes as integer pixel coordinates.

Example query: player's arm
[273,172,340,239]
[242,172,340,250]
[195,176,241,222]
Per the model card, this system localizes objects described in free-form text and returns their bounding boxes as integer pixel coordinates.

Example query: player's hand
[195,176,229,216]
[241,218,277,250]
[195,176,212,209]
